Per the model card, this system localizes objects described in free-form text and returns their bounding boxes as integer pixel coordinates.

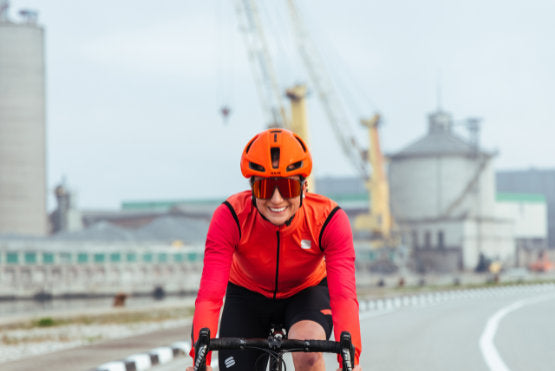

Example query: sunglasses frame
[251,177,305,200]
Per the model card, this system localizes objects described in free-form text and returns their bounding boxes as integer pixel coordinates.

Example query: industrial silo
[388,110,514,272]
[0,3,47,236]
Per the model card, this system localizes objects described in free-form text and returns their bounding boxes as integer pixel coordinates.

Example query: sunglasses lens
[252,178,302,199]
[276,178,302,198]
[252,179,271,199]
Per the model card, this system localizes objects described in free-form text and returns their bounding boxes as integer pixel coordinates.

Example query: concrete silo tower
[388,110,514,272]
[0,2,47,235]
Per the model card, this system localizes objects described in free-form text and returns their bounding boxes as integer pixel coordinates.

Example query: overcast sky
[7,0,555,210]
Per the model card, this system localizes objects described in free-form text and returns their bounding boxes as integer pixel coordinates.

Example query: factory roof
[390,131,483,159]
[389,109,497,159]
[51,215,210,244]
[496,192,547,203]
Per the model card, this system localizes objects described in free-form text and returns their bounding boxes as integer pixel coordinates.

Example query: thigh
[284,278,333,339]
[219,283,273,370]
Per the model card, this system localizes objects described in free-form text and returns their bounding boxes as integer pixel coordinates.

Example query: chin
[269,218,286,225]
[266,214,289,225]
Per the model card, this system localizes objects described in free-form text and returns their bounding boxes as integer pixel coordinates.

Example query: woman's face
[254,176,306,226]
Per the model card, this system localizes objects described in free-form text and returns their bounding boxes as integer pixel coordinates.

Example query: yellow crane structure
[234,0,315,189]
[234,0,397,246]
[354,115,395,245]
[285,84,316,191]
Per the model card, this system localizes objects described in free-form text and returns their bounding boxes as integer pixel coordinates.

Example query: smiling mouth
[269,206,286,212]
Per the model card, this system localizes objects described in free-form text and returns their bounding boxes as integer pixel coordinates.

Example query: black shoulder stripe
[223,201,241,239]
[318,206,341,251]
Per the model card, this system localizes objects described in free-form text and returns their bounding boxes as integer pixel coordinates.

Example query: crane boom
[285,0,397,244]
[231,1,397,246]
[286,0,368,178]
[234,0,289,128]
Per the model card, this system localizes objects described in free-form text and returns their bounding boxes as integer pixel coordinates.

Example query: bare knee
[288,319,326,340]
[292,351,322,369]
[288,320,326,371]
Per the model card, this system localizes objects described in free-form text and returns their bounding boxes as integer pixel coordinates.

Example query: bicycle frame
[268,324,287,371]
[193,327,354,371]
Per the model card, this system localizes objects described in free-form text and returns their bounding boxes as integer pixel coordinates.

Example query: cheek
[288,198,302,212]
[255,199,267,211]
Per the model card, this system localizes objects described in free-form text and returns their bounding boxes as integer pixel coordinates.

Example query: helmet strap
[249,177,257,207]
[299,177,306,207]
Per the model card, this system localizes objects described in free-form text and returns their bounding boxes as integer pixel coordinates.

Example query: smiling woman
[187,127,362,370]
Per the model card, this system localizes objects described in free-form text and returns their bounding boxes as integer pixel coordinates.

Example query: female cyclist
[187,128,362,371]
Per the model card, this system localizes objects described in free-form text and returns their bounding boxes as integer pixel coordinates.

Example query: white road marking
[359,308,397,320]
[479,293,555,371]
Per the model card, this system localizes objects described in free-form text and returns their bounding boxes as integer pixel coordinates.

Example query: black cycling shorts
[218,279,333,370]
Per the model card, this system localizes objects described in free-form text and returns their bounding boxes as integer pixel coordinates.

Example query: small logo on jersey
[224,356,236,368]
[300,240,311,250]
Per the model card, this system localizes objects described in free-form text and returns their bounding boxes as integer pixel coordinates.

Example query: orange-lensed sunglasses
[252,177,303,199]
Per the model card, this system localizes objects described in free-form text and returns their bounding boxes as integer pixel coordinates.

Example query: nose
[270,187,284,202]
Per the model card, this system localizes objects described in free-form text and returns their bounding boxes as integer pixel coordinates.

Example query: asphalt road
[155,284,555,370]
[492,292,555,371]
[358,285,555,371]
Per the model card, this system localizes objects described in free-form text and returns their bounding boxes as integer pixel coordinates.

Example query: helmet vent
[244,138,256,153]
[249,162,265,172]
[271,147,280,169]
[286,161,302,172]
[269,129,281,142]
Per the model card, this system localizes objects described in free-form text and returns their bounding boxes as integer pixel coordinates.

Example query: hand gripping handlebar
[193,328,355,371]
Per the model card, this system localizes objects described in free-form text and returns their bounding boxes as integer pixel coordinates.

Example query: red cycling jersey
[191,190,361,365]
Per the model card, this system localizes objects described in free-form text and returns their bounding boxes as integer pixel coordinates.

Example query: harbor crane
[233,0,396,244]
[233,0,290,129]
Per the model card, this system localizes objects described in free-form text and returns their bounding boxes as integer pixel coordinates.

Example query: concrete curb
[94,341,190,371]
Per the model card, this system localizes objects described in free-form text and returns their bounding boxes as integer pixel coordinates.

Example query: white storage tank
[0,4,47,236]
[389,110,497,221]
[387,110,515,271]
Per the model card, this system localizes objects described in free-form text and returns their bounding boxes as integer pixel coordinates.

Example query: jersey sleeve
[189,202,239,363]
[321,208,362,366]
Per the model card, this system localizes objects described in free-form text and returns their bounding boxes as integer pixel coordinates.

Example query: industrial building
[0,3,47,236]
[496,168,555,249]
[387,110,544,272]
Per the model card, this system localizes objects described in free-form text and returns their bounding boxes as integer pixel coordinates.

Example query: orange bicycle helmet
[241,128,312,179]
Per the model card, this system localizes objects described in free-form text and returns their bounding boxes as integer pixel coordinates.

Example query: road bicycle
[193,325,354,371]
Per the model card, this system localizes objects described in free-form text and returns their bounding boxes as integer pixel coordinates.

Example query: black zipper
[273,230,280,299]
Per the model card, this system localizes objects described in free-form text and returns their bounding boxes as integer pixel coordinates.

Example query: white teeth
[270,207,286,212]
